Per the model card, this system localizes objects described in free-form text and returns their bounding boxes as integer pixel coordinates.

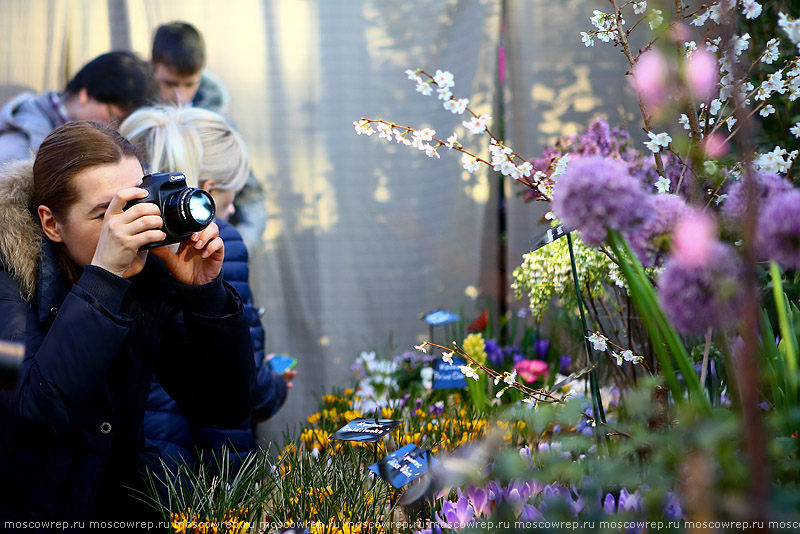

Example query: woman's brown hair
[31,121,141,220]
[31,121,142,281]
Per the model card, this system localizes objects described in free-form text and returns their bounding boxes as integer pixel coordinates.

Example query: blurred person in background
[0,51,156,164]
[120,105,293,484]
[151,21,267,253]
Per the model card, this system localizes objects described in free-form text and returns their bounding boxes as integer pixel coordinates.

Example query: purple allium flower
[559,354,572,375]
[552,156,654,246]
[721,172,795,228]
[658,242,743,335]
[628,194,691,267]
[757,190,800,269]
[533,338,550,359]
[484,339,504,367]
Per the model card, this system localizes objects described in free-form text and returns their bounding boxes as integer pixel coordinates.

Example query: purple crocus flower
[603,492,617,514]
[429,400,444,416]
[559,355,571,375]
[467,485,490,517]
[505,345,524,364]
[757,190,800,269]
[664,491,683,520]
[520,504,544,521]
[658,242,743,335]
[484,339,504,367]
[618,488,642,512]
[552,156,654,246]
[436,496,475,530]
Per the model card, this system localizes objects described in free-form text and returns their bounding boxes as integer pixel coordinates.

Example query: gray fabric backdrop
[0,0,637,443]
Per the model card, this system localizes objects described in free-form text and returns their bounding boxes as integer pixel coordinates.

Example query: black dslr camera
[124,172,216,249]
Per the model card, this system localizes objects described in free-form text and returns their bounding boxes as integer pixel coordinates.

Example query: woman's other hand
[150,222,224,286]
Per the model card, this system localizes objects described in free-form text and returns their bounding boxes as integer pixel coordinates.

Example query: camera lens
[163,188,216,234]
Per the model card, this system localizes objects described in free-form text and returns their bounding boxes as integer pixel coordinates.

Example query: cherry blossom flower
[742,1,762,20]
[460,365,480,380]
[644,131,672,152]
[353,119,374,136]
[433,69,455,88]
[442,351,454,364]
[655,175,671,193]
[587,332,608,352]
[462,154,479,173]
[633,1,647,15]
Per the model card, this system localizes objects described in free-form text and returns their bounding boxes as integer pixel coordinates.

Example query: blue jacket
[143,219,286,478]
[0,160,256,522]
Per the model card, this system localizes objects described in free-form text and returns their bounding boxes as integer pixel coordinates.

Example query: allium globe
[757,190,800,269]
[657,242,743,334]
[552,156,654,246]
[627,193,691,267]
[720,172,795,228]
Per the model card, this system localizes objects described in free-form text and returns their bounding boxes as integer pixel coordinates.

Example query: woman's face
[55,157,144,268]
[206,186,237,222]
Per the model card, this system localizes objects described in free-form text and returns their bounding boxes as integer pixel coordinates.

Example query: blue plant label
[368,444,439,489]
[530,223,569,252]
[432,356,468,389]
[330,418,402,443]
[422,309,460,326]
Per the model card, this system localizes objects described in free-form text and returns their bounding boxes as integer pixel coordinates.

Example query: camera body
[124,172,216,249]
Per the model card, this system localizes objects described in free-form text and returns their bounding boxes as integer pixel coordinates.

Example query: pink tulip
[513,359,549,384]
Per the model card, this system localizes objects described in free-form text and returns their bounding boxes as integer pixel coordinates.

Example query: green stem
[607,231,710,414]
[566,232,607,447]
[770,261,799,401]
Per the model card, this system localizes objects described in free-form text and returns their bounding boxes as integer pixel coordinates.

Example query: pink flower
[702,132,730,158]
[685,49,718,100]
[513,359,549,383]
[672,212,718,268]
[632,50,669,113]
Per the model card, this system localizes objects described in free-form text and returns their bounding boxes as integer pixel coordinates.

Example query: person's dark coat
[0,159,256,522]
[143,219,287,477]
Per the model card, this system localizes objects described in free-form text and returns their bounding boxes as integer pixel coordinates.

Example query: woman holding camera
[0,121,255,522]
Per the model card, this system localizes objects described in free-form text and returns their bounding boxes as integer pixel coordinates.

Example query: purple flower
[618,488,642,512]
[627,194,691,267]
[484,339,504,367]
[467,485,490,517]
[552,156,654,246]
[436,496,475,530]
[658,242,743,335]
[533,338,550,359]
[721,172,795,228]
[505,345,524,364]
[520,504,544,521]
[603,492,616,514]
[757,190,800,269]
[664,491,683,520]
[428,400,444,416]
[559,355,572,375]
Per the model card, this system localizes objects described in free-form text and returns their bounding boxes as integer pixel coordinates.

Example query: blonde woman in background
[120,106,292,484]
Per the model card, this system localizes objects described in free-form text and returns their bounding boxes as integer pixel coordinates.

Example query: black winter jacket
[0,160,256,522]
[143,219,287,478]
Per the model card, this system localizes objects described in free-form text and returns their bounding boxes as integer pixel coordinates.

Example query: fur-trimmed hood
[0,158,42,300]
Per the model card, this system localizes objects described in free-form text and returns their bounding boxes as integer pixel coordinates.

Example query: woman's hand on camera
[91,188,166,278]
[150,222,224,286]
